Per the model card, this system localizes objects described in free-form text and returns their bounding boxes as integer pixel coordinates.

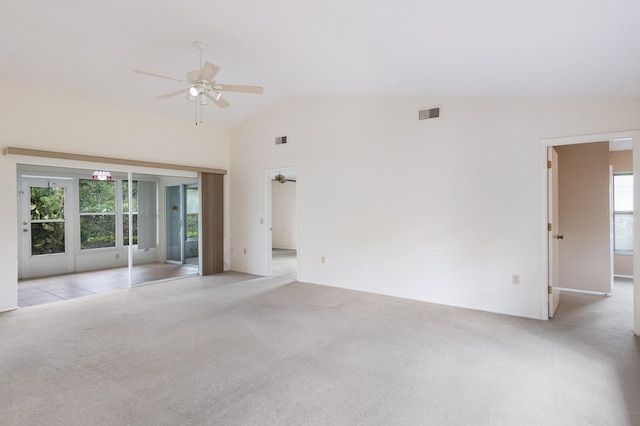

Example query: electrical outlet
[321,256,325,263]
[512,274,520,285]
[115,253,119,260]
[243,248,247,255]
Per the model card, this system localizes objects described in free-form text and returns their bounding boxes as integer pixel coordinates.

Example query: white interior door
[548,147,561,318]
[19,178,73,279]
[555,142,612,293]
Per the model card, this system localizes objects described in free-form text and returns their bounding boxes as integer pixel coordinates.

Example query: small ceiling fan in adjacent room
[134,41,263,124]
[272,173,296,184]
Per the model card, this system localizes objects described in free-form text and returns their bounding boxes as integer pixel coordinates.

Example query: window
[186,186,199,240]
[79,179,116,249]
[613,173,633,253]
[30,186,66,255]
[123,180,138,246]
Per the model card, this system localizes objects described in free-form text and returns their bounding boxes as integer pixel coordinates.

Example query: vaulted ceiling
[1,0,639,128]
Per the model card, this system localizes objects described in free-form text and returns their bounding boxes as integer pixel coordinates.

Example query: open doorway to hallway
[268,169,298,279]
[542,133,636,334]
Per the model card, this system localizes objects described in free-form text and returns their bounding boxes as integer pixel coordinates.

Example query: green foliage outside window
[123,213,138,246]
[123,181,138,246]
[122,181,138,213]
[30,187,66,255]
[79,179,116,249]
[31,222,66,255]
[79,179,116,213]
[30,186,65,256]
[80,215,116,249]
[31,187,65,220]
[186,187,198,239]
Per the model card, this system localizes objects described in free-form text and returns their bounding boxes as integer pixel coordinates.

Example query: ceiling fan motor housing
[187,70,201,83]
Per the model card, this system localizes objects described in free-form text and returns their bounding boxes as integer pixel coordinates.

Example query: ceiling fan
[134,41,263,111]
[273,173,296,184]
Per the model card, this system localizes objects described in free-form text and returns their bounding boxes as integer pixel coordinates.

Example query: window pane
[30,187,65,220]
[31,222,65,255]
[122,181,138,213]
[614,214,634,252]
[186,187,198,240]
[123,213,138,246]
[186,188,198,214]
[614,174,633,211]
[80,215,116,249]
[79,179,116,213]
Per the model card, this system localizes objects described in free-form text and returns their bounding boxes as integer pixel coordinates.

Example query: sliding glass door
[165,184,200,266]
[166,185,183,264]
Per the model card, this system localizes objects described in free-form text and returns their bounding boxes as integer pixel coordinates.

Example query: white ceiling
[2,0,639,129]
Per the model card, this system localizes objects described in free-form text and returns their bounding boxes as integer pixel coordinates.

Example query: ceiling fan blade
[216,84,263,94]
[134,69,183,82]
[205,93,230,108]
[157,88,189,99]
[199,62,220,82]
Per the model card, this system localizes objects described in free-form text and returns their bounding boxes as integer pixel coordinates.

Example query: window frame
[78,178,118,251]
[613,172,633,255]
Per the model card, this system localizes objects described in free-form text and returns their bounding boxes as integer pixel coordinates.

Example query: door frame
[539,130,640,335]
[265,167,299,278]
[18,177,75,279]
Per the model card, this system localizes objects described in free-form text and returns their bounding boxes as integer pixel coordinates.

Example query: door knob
[554,234,564,240]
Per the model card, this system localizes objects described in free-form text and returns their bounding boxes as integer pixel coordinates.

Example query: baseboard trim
[559,287,610,296]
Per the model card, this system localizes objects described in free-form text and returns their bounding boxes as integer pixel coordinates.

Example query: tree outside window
[79,179,116,249]
[123,180,138,246]
[30,186,66,255]
[186,186,198,240]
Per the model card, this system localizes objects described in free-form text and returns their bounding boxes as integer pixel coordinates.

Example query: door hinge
[547,160,552,169]
[548,223,552,232]
[548,285,552,294]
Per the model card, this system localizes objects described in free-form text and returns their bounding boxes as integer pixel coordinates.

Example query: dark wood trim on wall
[3,147,227,175]
[201,173,224,274]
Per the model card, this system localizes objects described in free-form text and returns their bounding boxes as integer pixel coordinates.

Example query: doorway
[18,177,74,279]
[165,184,200,267]
[541,131,638,335]
[267,169,298,279]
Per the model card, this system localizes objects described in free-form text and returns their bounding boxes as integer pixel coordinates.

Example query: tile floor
[18,263,199,307]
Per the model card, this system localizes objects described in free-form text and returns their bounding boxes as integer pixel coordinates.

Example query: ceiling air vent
[418,106,441,121]
[275,136,287,145]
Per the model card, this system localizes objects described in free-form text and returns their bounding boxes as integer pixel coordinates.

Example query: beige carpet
[0,274,638,425]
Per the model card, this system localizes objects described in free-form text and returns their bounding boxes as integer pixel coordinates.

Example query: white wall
[271,181,297,249]
[0,84,230,312]
[230,96,640,320]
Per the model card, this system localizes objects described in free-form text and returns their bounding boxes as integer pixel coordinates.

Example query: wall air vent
[275,136,287,145]
[418,106,441,121]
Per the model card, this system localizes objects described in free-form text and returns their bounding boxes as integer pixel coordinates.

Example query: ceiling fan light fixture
[189,86,198,97]
[186,93,196,102]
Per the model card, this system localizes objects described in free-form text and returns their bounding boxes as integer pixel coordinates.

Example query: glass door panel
[166,185,183,263]
[20,179,73,278]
